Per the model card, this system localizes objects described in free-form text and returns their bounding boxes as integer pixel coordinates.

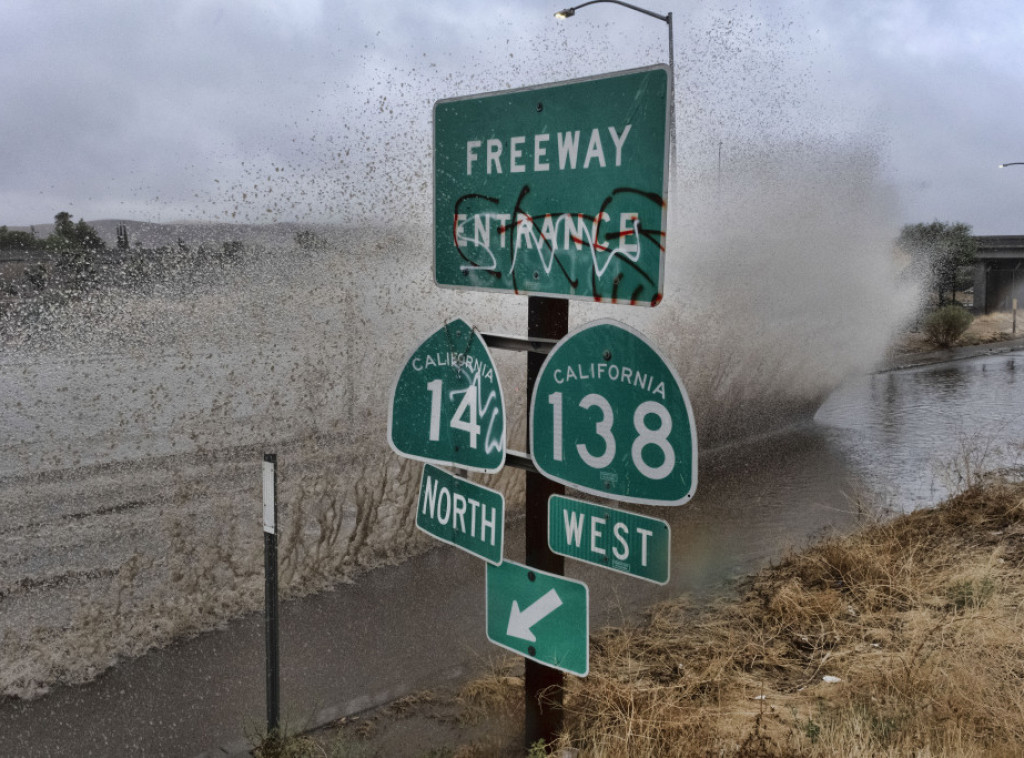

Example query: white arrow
[506,589,563,642]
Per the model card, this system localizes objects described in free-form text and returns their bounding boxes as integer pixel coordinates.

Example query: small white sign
[262,460,275,534]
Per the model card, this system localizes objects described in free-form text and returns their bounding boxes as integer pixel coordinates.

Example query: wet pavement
[0,426,866,757]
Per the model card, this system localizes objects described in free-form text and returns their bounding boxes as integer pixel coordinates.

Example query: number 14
[427,379,481,449]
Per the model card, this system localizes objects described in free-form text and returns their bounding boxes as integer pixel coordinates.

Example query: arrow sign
[507,589,563,642]
[486,559,589,677]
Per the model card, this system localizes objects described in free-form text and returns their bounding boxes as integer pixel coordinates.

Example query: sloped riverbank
[297,477,1024,758]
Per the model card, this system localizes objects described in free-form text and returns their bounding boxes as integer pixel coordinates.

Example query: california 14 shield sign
[389,319,506,473]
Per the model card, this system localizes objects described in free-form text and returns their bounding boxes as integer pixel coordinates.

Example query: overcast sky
[1,0,1022,234]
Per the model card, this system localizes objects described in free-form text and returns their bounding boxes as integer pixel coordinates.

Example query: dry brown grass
[541,480,1024,757]
[297,481,1024,757]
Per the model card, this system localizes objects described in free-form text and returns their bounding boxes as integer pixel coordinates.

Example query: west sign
[433,65,670,305]
[548,495,670,585]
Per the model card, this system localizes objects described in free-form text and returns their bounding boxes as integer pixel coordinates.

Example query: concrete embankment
[881,335,1024,372]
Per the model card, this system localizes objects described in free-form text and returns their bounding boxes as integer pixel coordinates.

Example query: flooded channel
[816,349,1024,512]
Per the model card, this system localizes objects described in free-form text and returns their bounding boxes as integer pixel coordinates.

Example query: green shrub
[923,305,973,347]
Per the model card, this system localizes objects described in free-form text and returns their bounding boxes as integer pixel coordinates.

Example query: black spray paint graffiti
[452,185,666,304]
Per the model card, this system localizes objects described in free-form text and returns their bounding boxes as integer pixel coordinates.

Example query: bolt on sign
[548,495,670,585]
[530,319,697,505]
[417,464,504,565]
[486,559,589,677]
[433,65,670,305]
[388,318,506,473]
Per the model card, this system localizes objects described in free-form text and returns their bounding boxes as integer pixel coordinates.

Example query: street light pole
[999,162,1024,331]
[554,1,673,80]
[540,3,673,753]
[555,1,675,183]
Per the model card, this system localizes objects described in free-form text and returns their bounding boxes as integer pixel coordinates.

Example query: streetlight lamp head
[555,8,576,19]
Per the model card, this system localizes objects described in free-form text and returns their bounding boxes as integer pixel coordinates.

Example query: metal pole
[667,11,674,192]
[262,453,281,737]
[524,296,568,752]
[667,10,673,79]
[554,2,674,203]
[718,140,722,201]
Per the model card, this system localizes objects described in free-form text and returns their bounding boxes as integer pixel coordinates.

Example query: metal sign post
[427,65,677,754]
[262,453,280,737]
[524,296,569,749]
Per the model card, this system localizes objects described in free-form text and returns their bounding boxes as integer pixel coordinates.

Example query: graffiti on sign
[434,66,670,305]
[451,186,665,304]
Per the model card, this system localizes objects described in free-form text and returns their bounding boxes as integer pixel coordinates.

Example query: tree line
[0,212,255,306]
[0,211,106,255]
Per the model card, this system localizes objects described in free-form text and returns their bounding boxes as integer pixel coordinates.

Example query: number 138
[547,392,675,480]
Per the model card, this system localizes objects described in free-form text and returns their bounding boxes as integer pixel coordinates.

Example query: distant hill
[5,220,344,250]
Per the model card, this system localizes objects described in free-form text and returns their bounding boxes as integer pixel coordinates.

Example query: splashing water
[0,11,919,699]
[0,146,913,698]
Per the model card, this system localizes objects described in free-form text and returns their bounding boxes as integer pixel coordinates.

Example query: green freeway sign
[548,495,670,585]
[486,559,589,677]
[433,65,670,305]
[417,464,503,565]
[529,319,697,505]
[388,319,506,473]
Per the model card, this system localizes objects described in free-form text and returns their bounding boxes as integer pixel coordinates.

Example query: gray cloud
[1,0,1022,233]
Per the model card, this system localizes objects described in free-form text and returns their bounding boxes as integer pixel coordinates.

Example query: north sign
[529,319,697,505]
[417,464,504,565]
[388,319,506,473]
[486,559,589,677]
[548,495,670,585]
[433,65,670,305]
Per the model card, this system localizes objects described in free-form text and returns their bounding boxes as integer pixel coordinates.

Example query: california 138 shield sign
[529,319,696,505]
[389,318,506,473]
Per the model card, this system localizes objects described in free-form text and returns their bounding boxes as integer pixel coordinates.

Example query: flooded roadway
[0,344,1020,757]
